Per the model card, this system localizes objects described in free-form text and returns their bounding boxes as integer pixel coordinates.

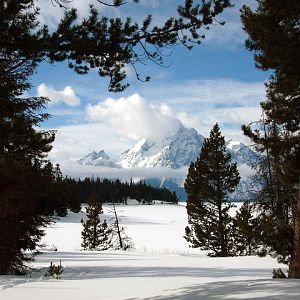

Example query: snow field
[0,203,299,300]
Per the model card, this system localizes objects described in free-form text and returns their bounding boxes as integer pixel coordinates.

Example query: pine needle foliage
[184,123,240,257]
[81,192,104,250]
[0,0,232,273]
[233,201,259,256]
[241,0,300,278]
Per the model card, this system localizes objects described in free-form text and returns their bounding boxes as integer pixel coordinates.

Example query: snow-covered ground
[0,203,299,299]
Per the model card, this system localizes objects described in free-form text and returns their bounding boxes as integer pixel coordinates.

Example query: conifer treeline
[42,176,178,216]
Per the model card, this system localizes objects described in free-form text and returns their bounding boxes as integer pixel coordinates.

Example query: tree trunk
[112,202,123,249]
[289,175,300,278]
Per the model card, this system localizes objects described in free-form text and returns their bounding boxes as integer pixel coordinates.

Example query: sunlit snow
[0,203,299,300]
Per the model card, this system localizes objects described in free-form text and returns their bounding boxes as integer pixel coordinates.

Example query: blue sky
[29,0,269,176]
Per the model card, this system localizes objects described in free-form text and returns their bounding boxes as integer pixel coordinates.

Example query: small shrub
[46,261,63,279]
[272,268,287,278]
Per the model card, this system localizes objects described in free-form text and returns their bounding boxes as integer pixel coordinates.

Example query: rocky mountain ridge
[77,125,258,201]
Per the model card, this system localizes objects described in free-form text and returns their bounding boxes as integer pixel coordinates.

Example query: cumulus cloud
[49,122,132,161]
[86,93,182,141]
[37,83,81,107]
[47,77,265,176]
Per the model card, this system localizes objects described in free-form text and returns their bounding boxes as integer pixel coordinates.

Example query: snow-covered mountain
[226,140,258,166]
[119,126,205,168]
[78,150,120,168]
[77,126,258,201]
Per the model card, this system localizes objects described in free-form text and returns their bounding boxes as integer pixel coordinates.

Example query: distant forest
[40,176,178,217]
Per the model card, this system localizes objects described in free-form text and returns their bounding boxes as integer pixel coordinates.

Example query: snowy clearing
[0,203,299,299]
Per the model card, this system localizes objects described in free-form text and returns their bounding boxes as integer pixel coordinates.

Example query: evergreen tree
[0,0,230,273]
[241,0,300,278]
[97,219,115,251]
[81,193,104,250]
[233,201,258,256]
[184,124,240,257]
[2,0,232,92]
[243,118,293,263]
[241,0,300,130]
[0,7,55,272]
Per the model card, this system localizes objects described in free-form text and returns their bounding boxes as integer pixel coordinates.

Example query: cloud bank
[86,93,182,141]
[45,77,265,177]
[37,83,81,106]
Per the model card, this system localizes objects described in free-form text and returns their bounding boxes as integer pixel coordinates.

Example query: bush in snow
[81,192,134,251]
[46,261,63,279]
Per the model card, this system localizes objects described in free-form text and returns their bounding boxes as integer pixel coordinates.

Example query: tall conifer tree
[241,0,300,277]
[184,124,240,257]
[0,0,232,273]
[81,193,104,250]
[233,201,258,256]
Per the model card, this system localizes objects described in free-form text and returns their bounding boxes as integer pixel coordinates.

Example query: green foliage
[0,12,55,273]
[46,261,64,279]
[241,0,300,278]
[241,120,294,263]
[1,0,232,92]
[241,0,300,131]
[255,211,292,264]
[0,0,231,274]
[233,201,259,256]
[60,177,178,206]
[81,192,104,250]
[184,124,240,257]
[81,194,134,251]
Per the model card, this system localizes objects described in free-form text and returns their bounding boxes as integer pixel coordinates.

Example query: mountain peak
[77,126,257,170]
[118,126,205,169]
[226,140,242,150]
[78,149,119,168]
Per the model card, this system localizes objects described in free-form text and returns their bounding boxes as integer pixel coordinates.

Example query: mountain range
[78,124,258,201]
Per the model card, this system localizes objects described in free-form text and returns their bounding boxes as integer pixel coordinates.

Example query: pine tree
[97,219,114,251]
[243,118,294,263]
[0,10,55,273]
[241,0,300,278]
[1,0,231,273]
[81,193,104,250]
[233,201,258,256]
[184,124,240,257]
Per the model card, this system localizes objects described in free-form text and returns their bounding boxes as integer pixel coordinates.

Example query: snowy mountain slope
[78,128,257,170]
[226,139,259,166]
[119,125,205,168]
[77,126,259,201]
[78,150,120,168]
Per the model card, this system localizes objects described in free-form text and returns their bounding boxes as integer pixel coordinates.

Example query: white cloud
[49,122,132,161]
[36,0,255,48]
[47,77,265,176]
[177,106,262,144]
[36,0,111,29]
[137,79,266,111]
[86,93,182,141]
[56,161,188,182]
[37,83,81,106]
